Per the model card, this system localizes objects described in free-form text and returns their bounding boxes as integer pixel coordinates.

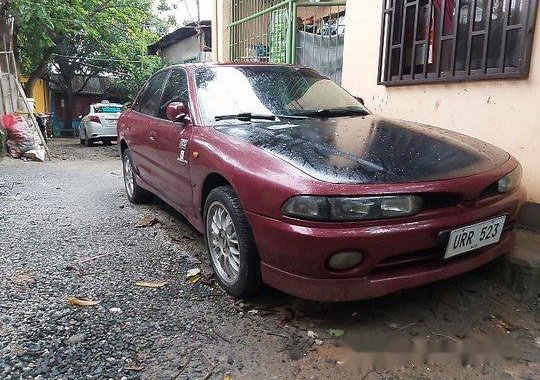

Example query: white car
[79,102,122,146]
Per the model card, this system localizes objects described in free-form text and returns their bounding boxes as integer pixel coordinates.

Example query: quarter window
[378,0,538,85]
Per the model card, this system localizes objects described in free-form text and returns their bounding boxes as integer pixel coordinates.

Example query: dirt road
[0,139,538,380]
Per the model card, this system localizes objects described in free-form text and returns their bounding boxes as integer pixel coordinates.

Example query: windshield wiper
[294,108,369,119]
[214,113,308,122]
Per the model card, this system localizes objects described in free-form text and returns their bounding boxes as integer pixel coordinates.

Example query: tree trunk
[62,91,74,136]
[24,46,56,97]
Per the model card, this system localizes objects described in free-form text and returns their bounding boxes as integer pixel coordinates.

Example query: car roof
[92,103,122,107]
[164,61,299,71]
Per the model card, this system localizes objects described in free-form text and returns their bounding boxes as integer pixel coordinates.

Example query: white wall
[342,0,540,202]
[161,35,201,64]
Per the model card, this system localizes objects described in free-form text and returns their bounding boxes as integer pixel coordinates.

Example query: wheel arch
[119,139,129,156]
[201,173,232,216]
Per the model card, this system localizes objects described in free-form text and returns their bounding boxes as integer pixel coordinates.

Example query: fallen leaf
[328,328,345,337]
[135,281,168,288]
[186,268,202,284]
[136,216,158,228]
[186,268,201,277]
[67,297,100,307]
[315,339,323,346]
[307,330,318,338]
[124,365,144,372]
[280,308,295,325]
[223,374,233,380]
[247,309,259,315]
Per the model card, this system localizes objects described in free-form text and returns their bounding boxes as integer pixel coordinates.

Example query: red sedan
[118,63,524,302]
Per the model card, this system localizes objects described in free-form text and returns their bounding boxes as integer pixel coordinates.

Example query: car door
[124,70,169,188]
[150,68,195,216]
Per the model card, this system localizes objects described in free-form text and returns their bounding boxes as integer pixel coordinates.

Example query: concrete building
[148,21,212,64]
[212,0,539,228]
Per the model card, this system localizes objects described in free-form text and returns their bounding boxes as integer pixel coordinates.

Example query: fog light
[328,251,364,270]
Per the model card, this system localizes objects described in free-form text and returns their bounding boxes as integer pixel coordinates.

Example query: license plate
[444,215,506,259]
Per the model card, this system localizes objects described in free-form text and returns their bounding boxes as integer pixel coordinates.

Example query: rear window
[95,106,122,113]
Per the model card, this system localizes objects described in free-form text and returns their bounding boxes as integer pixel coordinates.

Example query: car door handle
[148,130,156,141]
[149,135,155,141]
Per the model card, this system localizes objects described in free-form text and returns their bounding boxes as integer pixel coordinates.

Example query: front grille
[370,247,442,275]
[422,194,458,209]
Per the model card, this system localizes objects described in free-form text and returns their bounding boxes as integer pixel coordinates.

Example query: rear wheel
[85,130,94,147]
[204,186,262,298]
[122,149,151,204]
[103,140,112,146]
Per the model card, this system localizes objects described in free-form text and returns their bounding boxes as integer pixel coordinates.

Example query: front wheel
[122,149,151,204]
[204,186,262,298]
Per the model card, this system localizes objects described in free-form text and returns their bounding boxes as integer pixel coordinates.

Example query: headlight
[282,195,422,221]
[498,165,522,193]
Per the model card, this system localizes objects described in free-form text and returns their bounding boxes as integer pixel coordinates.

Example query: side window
[138,70,169,117]
[158,69,189,120]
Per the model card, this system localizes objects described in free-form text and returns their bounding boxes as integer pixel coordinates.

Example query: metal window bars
[378,0,539,85]
[228,0,347,83]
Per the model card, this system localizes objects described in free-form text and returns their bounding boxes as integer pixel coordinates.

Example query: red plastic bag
[2,114,37,158]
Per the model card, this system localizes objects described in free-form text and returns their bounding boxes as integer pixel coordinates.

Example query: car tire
[85,131,94,147]
[80,137,86,145]
[122,149,151,204]
[204,186,263,298]
[103,140,112,146]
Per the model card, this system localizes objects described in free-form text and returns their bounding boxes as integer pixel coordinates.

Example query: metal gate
[228,0,346,82]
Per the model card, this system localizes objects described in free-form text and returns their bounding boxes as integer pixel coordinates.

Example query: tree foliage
[8,0,174,100]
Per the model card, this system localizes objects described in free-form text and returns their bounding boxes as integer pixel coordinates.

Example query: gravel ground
[0,138,538,380]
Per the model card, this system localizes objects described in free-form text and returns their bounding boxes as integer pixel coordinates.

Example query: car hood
[214,116,510,184]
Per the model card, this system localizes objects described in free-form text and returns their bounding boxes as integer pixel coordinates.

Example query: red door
[149,68,195,217]
[125,70,170,189]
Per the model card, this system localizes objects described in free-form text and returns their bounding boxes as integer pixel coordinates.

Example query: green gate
[228,0,346,82]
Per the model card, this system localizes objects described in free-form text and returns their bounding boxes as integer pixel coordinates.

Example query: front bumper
[246,188,524,302]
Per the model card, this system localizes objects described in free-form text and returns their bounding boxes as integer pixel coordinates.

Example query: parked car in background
[79,101,122,146]
[117,63,524,302]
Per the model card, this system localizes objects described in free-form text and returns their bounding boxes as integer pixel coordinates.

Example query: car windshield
[194,66,369,125]
[94,105,122,113]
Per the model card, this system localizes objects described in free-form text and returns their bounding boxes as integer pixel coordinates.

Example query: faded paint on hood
[215,116,510,184]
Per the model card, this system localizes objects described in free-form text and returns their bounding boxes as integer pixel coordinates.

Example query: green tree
[7,0,173,130]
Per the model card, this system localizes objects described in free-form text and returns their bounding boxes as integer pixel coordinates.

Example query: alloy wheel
[206,201,240,285]
[123,154,134,198]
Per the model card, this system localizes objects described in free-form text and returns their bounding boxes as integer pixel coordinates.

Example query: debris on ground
[124,365,144,372]
[67,297,100,307]
[134,280,168,288]
[328,328,345,337]
[186,268,202,284]
[135,215,159,228]
[1,114,45,161]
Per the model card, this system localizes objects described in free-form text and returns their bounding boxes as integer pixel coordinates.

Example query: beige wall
[212,0,232,62]
[342,0,540,202]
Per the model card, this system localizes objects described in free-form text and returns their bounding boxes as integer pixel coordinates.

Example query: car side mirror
[355,96,365,106]
[166,102,189,122]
